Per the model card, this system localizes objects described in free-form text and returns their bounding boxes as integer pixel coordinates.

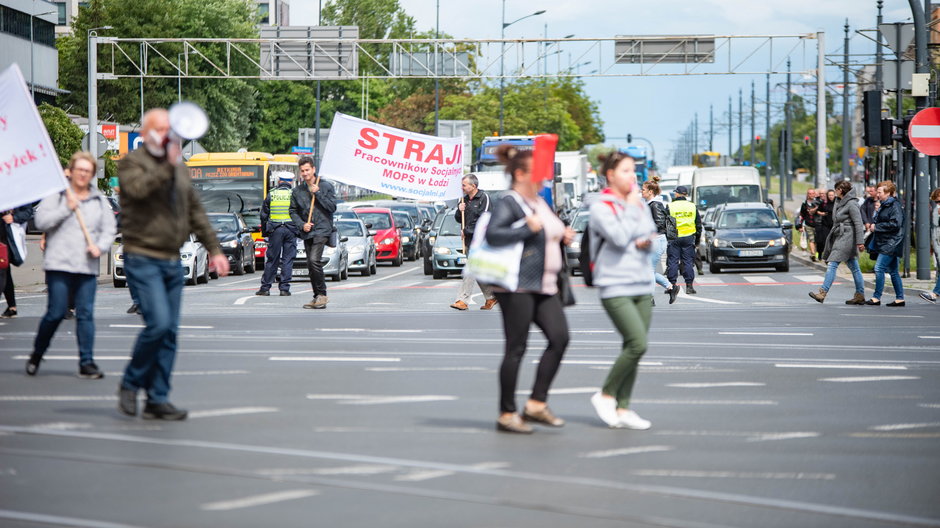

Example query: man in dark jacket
[450,174,496,310]
[256,172,299,296]
[798,189,821,261]
[859,185,877,231]
[289,156,336,309]
[117,108,229,421]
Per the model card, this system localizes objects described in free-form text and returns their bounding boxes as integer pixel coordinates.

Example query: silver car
[337,219,377,276]
[112,233,209,288]
[293,236,349,282]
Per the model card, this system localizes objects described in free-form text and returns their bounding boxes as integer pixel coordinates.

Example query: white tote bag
[464,193,531,291]
[8,222,27,265]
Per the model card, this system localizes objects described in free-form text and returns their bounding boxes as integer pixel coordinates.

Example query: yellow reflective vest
[669,198,697,238]
[268,188,292,222]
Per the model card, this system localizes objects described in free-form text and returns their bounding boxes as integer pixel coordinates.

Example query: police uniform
[665,187,701,289]
[257,174,299,294]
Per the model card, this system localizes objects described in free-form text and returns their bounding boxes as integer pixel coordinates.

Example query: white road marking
[109,324,214,329]
[719,332,813,336]
[305,394,457,405]
[919,403,940,409]
[394,469,456,481]
[919,336,940,339]
[743,275,777,283]
[516,386,598,395]
[311,426,488,434]
[188,407,279,419]
[819,376,920,383]
[0,509,148,528]
[631,470,834,480]
[654,430,820,442]
[676,294,739,305]
[841,314,923,318]
[694,276,725,284]
[257,465,397,476]
[13,355,129,361]
[433,282,453,288]
[667,382,766,388]
[579,446,674,459]
[850,432,940,439]
[24,422,93,430]
[234,295,256,305]
[746,432,821,442]
[269,356,401,362]
[633,399,777,405]
[793,275,826,282]
[363,266,421,284]
[775,363,908,370]
[201,490,319,511]
[531,360,663,366]
[366,366,489,372]
[0,395,117,401]
[869,422,940,431]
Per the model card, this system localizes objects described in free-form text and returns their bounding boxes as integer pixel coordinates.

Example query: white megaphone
[168,101,209,141]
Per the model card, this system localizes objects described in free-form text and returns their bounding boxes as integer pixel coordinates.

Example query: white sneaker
[617,409,651,430]
[590,392,620,427]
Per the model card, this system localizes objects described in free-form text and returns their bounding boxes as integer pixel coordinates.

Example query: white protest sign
[318,113,464,201]
[0,64,67,212]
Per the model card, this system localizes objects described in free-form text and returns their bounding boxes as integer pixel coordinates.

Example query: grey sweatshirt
[588,193,657,299]
[35,186,117,276]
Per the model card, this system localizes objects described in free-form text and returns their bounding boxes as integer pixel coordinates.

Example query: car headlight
[570,241,580,250]
[222,240,238,248]
[768,237,786,247]
[428,236,436,245]
[713,239,730,248]
[435,247,452,255]
[114,252,123,262]
[381,237,395,245]
[401,236,411,243]
[180,252,194,260]
[324,246,336,256]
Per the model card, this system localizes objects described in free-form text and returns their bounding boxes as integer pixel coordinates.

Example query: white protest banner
[0,64,68,212]
[318,113,464,201]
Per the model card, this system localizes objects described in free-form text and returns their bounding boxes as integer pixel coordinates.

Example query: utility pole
[911,0,931,280]
[728,96,733,163]
[750,81,756,167]
[876,1,884,91]
[434,0,440,135]
[765,73,772,192]
[315,0,322,165]
[694,113,699,154]
[816,32,827,189]
[841,20,851,182]
[738,88,744,165]
[709,104,714,151]
[785,58,793,200]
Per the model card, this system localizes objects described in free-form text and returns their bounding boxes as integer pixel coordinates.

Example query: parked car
[704,202,792,273]
[696,206,720,268]
[430,210,466,279]
[421,208,448,275]
[334,208,362,222]
[293,235,350,282]
[337,218,377,276]
[207,212,255,276]
[565,210,591,274]
[392,211,420,261]
[355,208,402,266]
[112,233,209,287]
[376,200,422,226]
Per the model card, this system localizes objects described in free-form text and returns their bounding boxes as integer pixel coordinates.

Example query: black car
[422,208,449,275]
[565,210,590,274]
[392,211,419,261]
[207,212,256,276]
[704,203,792,273]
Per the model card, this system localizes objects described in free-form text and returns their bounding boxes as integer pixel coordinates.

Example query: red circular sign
[909,107,940,156]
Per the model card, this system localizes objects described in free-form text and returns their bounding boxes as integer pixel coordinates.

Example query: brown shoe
[523,406,565,427]
[845,292,865,305]
[450,300,468,311]
[808,288,826,303]
[496,414,533,434]
[480,299,498,310]
[303,295,329,309]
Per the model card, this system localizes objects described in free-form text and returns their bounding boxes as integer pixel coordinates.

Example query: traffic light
[627,133,633,143]
[891,116,913,147]
[755,135,762,145]
[803,135,811,146]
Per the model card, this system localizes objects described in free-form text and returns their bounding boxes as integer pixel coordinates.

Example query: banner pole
[460,196,466,254]
[306,174,321,225]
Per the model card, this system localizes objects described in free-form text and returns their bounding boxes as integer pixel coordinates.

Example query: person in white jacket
[26,152,117,378]
[588,151,658,429]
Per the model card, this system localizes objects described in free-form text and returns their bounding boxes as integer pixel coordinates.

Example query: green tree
[38,103,83,167]
[57,0,260,151]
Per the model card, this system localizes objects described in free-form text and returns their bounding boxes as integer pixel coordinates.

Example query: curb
[789,250,935,294]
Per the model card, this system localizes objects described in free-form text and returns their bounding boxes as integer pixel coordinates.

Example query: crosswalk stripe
[695,276,725,285]
[793,275,826,282]
[743,275,777,284]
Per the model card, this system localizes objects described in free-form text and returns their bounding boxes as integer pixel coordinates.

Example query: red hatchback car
[354,208,402,266]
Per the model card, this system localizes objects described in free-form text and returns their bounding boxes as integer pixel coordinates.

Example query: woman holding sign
[485,144,575,434]
[26,152,116,378]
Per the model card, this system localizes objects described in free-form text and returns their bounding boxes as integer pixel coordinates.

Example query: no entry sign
[909,107,940,155]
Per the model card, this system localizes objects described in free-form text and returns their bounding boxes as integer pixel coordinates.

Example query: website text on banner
[0,64,68,212]
[318,113,464,201]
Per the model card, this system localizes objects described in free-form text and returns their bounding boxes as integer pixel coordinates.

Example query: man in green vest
[256,172,299,296]
[665,185,702,299]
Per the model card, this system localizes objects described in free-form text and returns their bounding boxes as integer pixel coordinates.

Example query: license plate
[456,257,466,265]
[738,249,763,257]
[293,268,309,276]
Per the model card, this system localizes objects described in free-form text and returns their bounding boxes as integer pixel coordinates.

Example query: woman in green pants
[588,151,657,429]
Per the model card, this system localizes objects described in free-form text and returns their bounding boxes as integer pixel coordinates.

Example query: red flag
[531,134,558,182]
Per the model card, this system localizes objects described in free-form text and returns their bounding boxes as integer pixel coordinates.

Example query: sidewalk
[4,235,112,296]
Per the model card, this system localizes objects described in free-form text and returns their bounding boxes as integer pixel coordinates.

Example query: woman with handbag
[485,144,575,434]
[641,176,672,301]
[867,180,905,307]
[0,203,35,318]
[26,152,117,378]
[808,180,866,305]
[588,151,658,429]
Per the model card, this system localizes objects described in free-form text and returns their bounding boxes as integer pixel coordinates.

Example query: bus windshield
[190,165,264,228]
[695,185,761,209]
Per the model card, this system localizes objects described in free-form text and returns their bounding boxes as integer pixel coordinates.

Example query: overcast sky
[288,1,918,167]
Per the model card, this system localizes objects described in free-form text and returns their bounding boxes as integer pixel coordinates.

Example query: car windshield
[358,212,391,230]
[337,221,364,237]
[388,205,419,220]
[335,210,359,220]
[209,215,239,233]
[571,213,590,233]
[393,212,414,229]
[439,214,462,236]
[696,184,761,208]
[718,210,779,229]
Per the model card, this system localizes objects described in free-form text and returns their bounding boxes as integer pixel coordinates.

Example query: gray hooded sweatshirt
[588,192,657,299]
[35,186,117,276]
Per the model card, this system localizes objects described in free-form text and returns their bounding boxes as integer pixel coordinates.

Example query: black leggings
[3,267,14,308]
[494,292,569,414]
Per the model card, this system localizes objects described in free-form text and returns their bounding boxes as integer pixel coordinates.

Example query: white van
[691,166,763,211]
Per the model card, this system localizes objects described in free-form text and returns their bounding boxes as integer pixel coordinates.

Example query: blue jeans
[873,253,904,300]
[260,224,297,292]
[650,234,670,289]
[121,253,183,403]
[34,271,97,366]
[821,258,864,294]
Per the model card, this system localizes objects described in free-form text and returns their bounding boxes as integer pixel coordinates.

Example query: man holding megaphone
[115,106,230,421]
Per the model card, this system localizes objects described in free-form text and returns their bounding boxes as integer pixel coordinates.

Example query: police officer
[665,185,701,300]
[256,172,299,296]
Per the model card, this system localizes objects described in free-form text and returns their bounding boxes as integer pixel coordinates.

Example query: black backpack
[578,223,601,287]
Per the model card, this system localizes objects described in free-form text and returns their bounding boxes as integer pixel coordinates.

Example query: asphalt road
[1,259,939,528]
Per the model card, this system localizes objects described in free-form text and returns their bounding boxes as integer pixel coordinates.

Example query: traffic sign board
[291,146,313,154]
[908,108,940,155]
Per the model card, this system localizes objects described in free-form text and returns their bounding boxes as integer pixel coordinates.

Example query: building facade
[0,0,60,104]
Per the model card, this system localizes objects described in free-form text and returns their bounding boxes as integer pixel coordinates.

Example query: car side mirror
[368,230,377,236]
[780,220,793,230]
[704,223,715,232]
[340,236,349,243]
[365,223,373,229]
[420,226,430,233]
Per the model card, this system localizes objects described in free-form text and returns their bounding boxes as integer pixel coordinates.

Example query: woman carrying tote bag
[484,144,575,434]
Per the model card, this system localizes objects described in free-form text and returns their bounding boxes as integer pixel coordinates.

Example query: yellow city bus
[692,151,723,168]
[186,152,298,265]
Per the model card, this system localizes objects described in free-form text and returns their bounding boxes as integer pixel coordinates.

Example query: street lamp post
[30,3,57,101]
[87,25,113,173]
[499,1,544,135]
